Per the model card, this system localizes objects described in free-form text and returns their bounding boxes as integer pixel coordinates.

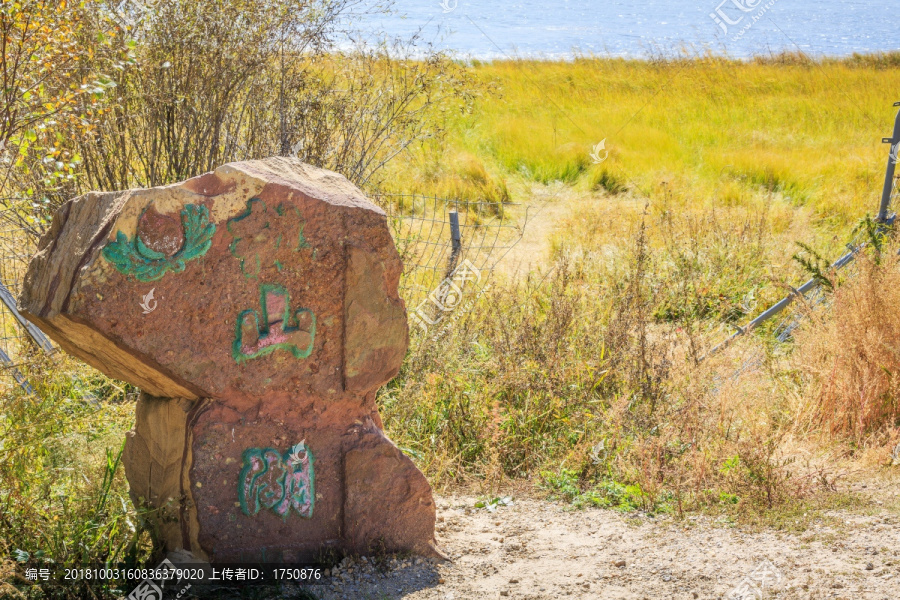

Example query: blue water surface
[356,0,899,59]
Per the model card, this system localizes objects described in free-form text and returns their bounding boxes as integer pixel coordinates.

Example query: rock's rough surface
[18,158,439,561]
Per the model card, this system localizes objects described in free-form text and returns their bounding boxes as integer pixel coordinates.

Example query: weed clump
[793,248,900,443]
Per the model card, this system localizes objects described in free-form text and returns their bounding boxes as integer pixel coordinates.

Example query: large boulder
[18,158,439,561]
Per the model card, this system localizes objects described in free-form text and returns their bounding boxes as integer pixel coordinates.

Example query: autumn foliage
[1,1,127,220]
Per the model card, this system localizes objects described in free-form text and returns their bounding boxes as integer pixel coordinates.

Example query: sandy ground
[494,184,594,278]
[302,490,900,600]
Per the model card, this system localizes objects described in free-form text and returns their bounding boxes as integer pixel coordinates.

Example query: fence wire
[372,193,527,311]
[0,205,46,392]
[719,170,900,383]
[0,209,37,363]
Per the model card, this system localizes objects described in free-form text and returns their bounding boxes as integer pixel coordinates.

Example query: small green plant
[720,455,741,475]
[587,166,628,194]
[474,496,513,512]
[540,470,659,512]
[540,469,582,500]
[792,242,834,292]
[719,492,741,505]
[852,214,894,263]
[595,480,647,512]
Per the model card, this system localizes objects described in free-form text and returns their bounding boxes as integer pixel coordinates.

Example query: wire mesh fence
[712,169,900,387]
[0,205,49,392]
[372,193,528,337]
[0,208,38,361]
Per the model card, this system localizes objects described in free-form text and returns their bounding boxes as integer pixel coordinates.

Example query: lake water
[357,0,899,59]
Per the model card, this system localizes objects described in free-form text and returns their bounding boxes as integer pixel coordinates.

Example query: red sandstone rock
[18,158,439,561]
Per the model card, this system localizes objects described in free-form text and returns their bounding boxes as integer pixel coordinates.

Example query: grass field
[381,52,900,509]
[3,53,900,596]
[395,54,900,222]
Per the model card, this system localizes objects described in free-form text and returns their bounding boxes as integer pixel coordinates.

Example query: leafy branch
[792,242,834,292]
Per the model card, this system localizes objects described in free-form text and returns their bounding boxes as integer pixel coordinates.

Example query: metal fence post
[444,209,462,279]
[877,101,900,222]
[0,281,54,353]
[0,346,35,394]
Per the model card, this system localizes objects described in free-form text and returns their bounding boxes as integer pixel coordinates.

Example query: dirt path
[309,492,900,600]
[495,185,597,278]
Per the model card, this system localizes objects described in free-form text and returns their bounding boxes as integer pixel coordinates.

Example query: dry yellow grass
[793,250,900,444]
[380,53,900,515]
[389,53,900,231]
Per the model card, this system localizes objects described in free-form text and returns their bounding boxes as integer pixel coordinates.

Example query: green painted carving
[101,204,215,282]
[227,197,310,279]
[238,441,315,519]
[233,283,316,364]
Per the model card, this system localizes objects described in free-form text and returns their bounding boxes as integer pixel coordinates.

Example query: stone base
[124,393,441,562]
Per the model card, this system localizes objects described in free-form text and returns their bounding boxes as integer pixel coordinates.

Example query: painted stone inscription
[239,441,315,519]
[226,197,310,279]
[233,284,316,364]
[102,204,215,282]
[227,197,316,364]
[19,159,438,561]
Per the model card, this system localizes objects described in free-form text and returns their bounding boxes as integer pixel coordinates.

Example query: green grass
[0,356,149,598]
[540,469,671,513]
[389,53,900,226]
[378,53,900,518]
